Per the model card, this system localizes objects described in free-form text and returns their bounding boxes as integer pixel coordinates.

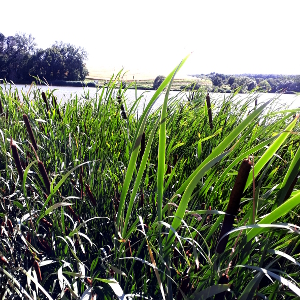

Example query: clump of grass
[0,65,299,299]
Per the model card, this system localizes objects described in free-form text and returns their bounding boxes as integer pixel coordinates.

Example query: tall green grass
[0,61,299,299]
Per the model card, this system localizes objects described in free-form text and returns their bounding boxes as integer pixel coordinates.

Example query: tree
[259,80,271,92]
[212,75,223,87]
[0,33,88,83]
[153,75,166,89]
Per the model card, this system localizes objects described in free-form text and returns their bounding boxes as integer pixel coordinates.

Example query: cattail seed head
[85,184,97,207]
[67,205,80,223]
[10,138,23,182]
[126,240,132,257]
[227,159,252,215]
[173,154,178,166]
[23,114,38,151]
[41,218,53,228]
[121,104,127,119]
[26,232,31,243]
[140,191,144,207]
[217,159,252,254]
[7,219,13,233]
[140,132,145,160]
[38,160,51,194]
[38,237,51,254]
[206,93,213,130]
[41,92,49,111]
[33,260,42,282]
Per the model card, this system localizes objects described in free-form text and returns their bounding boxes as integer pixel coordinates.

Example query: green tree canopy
[0,32,88,83]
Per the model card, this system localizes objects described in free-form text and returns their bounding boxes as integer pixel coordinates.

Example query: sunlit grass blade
[236,265,300,296]
[123,118,159,236]
[246,190,300,242]
[244,114,299,192]
[116,55,190,231]
[175,100,272,197]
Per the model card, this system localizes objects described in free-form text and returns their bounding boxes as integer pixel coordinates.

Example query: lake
[1,84,299,115]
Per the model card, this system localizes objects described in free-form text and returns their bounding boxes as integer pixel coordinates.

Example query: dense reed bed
[0,60,300,299]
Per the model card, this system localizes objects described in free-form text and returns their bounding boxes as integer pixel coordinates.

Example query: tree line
[193,73,300,94]
[0,32,88,83]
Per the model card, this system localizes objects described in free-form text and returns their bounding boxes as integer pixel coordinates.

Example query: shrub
[153,75,166,89]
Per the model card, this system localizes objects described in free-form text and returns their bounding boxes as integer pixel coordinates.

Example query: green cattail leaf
[245,114,299,192]
[276,136,300,206]
[191,284,231,299]
[236,265,300,296]
[246,191,300,242]
[123,118,159,236]
[117,55,190,230]
[175,100,271,197]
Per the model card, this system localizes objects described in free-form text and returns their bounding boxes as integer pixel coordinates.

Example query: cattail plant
[7,219,13,233]
[23,114,38,151]
[33,260,42,282]
[217,158,252,254]
[117,95,127,119]
[67,206,80,223]
[10,138,23,182]
[206,93,213,130]
[140,132,145,160]
[41,92,49,112]
[52,96,61,119]
[41,218,53,229]
[38,160,51,194]
[38,237,51,254]
[85,183,97,207]
[126,240,132,257]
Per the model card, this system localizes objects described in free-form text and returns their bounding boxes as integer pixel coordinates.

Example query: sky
[1,0,299,78]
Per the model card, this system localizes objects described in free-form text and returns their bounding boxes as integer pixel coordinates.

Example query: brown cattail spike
[38,160,51,194]
[206,93,213,130]
[7,219,13,233]
[41,218,53,228]
[140,132,145,160]
[38,237,51,254]
[67,206,80,223]
[33,260,42,282]
[217,159,252,254]
[23,114,38,151]
[41,92,49,111]
[10,138,23,182]
[85,184,97,207]
[126,240,132,257]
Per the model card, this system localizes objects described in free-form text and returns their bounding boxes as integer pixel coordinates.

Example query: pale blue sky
[1,0,299,77]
